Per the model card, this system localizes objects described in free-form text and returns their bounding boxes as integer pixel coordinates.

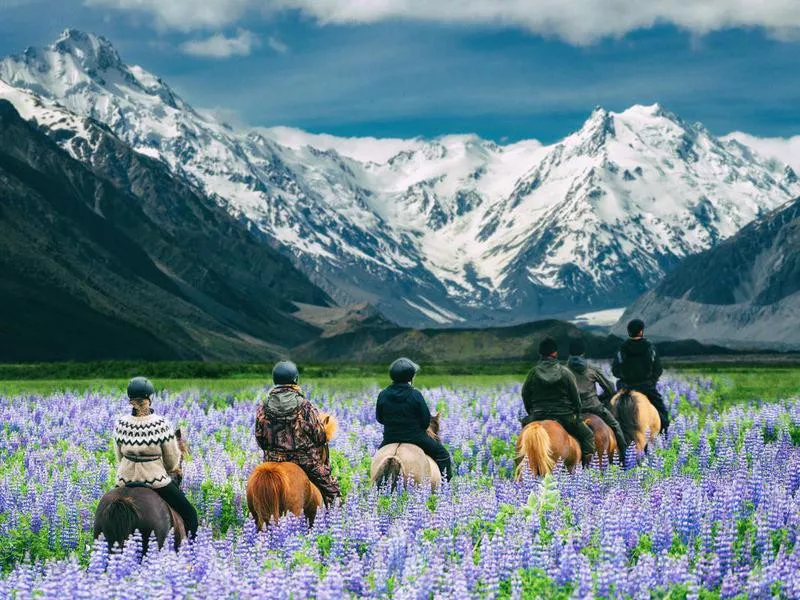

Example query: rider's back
[612,338,662,386]
[255,385,327,455]
[114,412,180,488]
[376,383,431,443]
[521,357,581,418]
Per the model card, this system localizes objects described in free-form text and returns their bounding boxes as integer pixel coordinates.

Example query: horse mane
[614,391,639,454]
[319,413,338,441]
[427,413,441,442]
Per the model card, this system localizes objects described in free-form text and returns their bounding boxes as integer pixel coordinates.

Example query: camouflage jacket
[255,386,328,455]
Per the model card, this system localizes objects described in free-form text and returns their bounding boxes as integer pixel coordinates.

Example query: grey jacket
[566,356,615,411]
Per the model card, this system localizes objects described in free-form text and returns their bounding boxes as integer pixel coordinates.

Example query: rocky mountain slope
[2,30,799,328]
[614,197,800,349]
[0,96,329,361]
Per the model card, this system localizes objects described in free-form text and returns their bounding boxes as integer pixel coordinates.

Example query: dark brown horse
[246,413,338,530]
[583,413,618,465]
[93,429,188,553]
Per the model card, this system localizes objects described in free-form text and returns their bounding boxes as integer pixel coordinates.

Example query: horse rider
[114,377,199,538]
[521,337,596,464]
[376,358,453,481]
[612,318,671,432]
[255,361,341,507]
[566,338,628,456]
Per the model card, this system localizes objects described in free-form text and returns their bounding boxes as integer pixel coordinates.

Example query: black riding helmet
[127,376,155,400]
[389,357,419,383]
[272,360,300,385]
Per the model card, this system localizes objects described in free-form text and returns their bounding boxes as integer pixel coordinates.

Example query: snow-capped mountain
[2,29,799,327]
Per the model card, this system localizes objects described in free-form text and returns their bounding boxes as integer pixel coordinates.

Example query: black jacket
[376,383,431,443]
[612,338,663,387]
[521,357,582,418]
[566,356,615,410]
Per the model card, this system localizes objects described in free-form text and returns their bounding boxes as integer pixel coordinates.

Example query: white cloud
[724,132,800,172]
[267,35,289,53]
[85,0,800,44]
[180,29,259,58]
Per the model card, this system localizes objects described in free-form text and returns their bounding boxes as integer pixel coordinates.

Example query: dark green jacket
[521,357,582,419]
[566,356,615,411]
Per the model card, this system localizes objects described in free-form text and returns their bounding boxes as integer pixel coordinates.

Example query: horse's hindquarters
[370,444,439,490]
[94,486,180,552]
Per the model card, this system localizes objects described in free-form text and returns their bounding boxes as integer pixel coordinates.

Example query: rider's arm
[651,345,664,381]
[611,351,624,379]
[305,403,329,446]
[255,404,270,451]
[376,390,385,424]
[594,369,616,403]
[415,390,432,431]
[565,370,582,416]
[161,423,181,474]
[521,369,536,414]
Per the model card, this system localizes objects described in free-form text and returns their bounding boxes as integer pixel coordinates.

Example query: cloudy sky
[1,0,799,144]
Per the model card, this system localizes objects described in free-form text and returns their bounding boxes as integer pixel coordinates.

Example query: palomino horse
[246,413,337,530]
[583,413,618,464]
[609,390,661,453]
[370,414,442,491]
[514,420,581,479]
[93,429,188,553]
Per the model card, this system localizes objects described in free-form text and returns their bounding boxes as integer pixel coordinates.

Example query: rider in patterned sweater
[612,319,671,432]
[566,338,628,456]
[254,361,341,507]
[114,377,198,538]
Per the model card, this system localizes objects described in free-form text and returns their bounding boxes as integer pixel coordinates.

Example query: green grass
[1,365,797,406]
[672,366,800,405]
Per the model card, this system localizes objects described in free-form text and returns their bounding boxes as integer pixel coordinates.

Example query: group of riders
[111,318,669,539]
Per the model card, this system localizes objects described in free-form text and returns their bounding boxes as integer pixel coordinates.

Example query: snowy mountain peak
[1,32,799,328]
[52,29,122,72]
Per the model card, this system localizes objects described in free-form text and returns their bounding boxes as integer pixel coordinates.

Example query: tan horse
[583,413,618,464]
[246,413,337,530]
[608,390,661,453]
[370,414,442,491]
[514,420,581,480]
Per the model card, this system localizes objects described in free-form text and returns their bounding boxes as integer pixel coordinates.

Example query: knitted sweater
[114,413,181,489]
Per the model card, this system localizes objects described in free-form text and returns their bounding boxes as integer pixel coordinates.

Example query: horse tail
[516,423,555,478]
[100,496,140,550]
[374,456,403,491]
[247,464,288,529]
[615,391,639,452]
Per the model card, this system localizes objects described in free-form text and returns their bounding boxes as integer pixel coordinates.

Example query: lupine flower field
[2,374,800,598]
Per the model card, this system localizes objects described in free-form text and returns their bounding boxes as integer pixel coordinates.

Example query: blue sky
[1,0,799,143]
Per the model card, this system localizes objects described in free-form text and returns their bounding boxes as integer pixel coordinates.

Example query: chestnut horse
[370,414,442,492]
[609,390,661,453]
[514,420,581,479]
[93,429,188,553]
[583,413,618,464]
[246,413,337,530]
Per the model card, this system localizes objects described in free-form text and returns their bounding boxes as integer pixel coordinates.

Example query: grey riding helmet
[127,376,155,400]
[389,357,420,383]
[272,360,300,385]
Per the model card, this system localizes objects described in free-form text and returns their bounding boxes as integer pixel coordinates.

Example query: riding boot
[409,434,453,481]
[638,386,671,433]
[153,482,198,539]
[594,406,629,461]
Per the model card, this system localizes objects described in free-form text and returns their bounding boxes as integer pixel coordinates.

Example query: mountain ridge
[614,196,800,349]
[2,29,799,329]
